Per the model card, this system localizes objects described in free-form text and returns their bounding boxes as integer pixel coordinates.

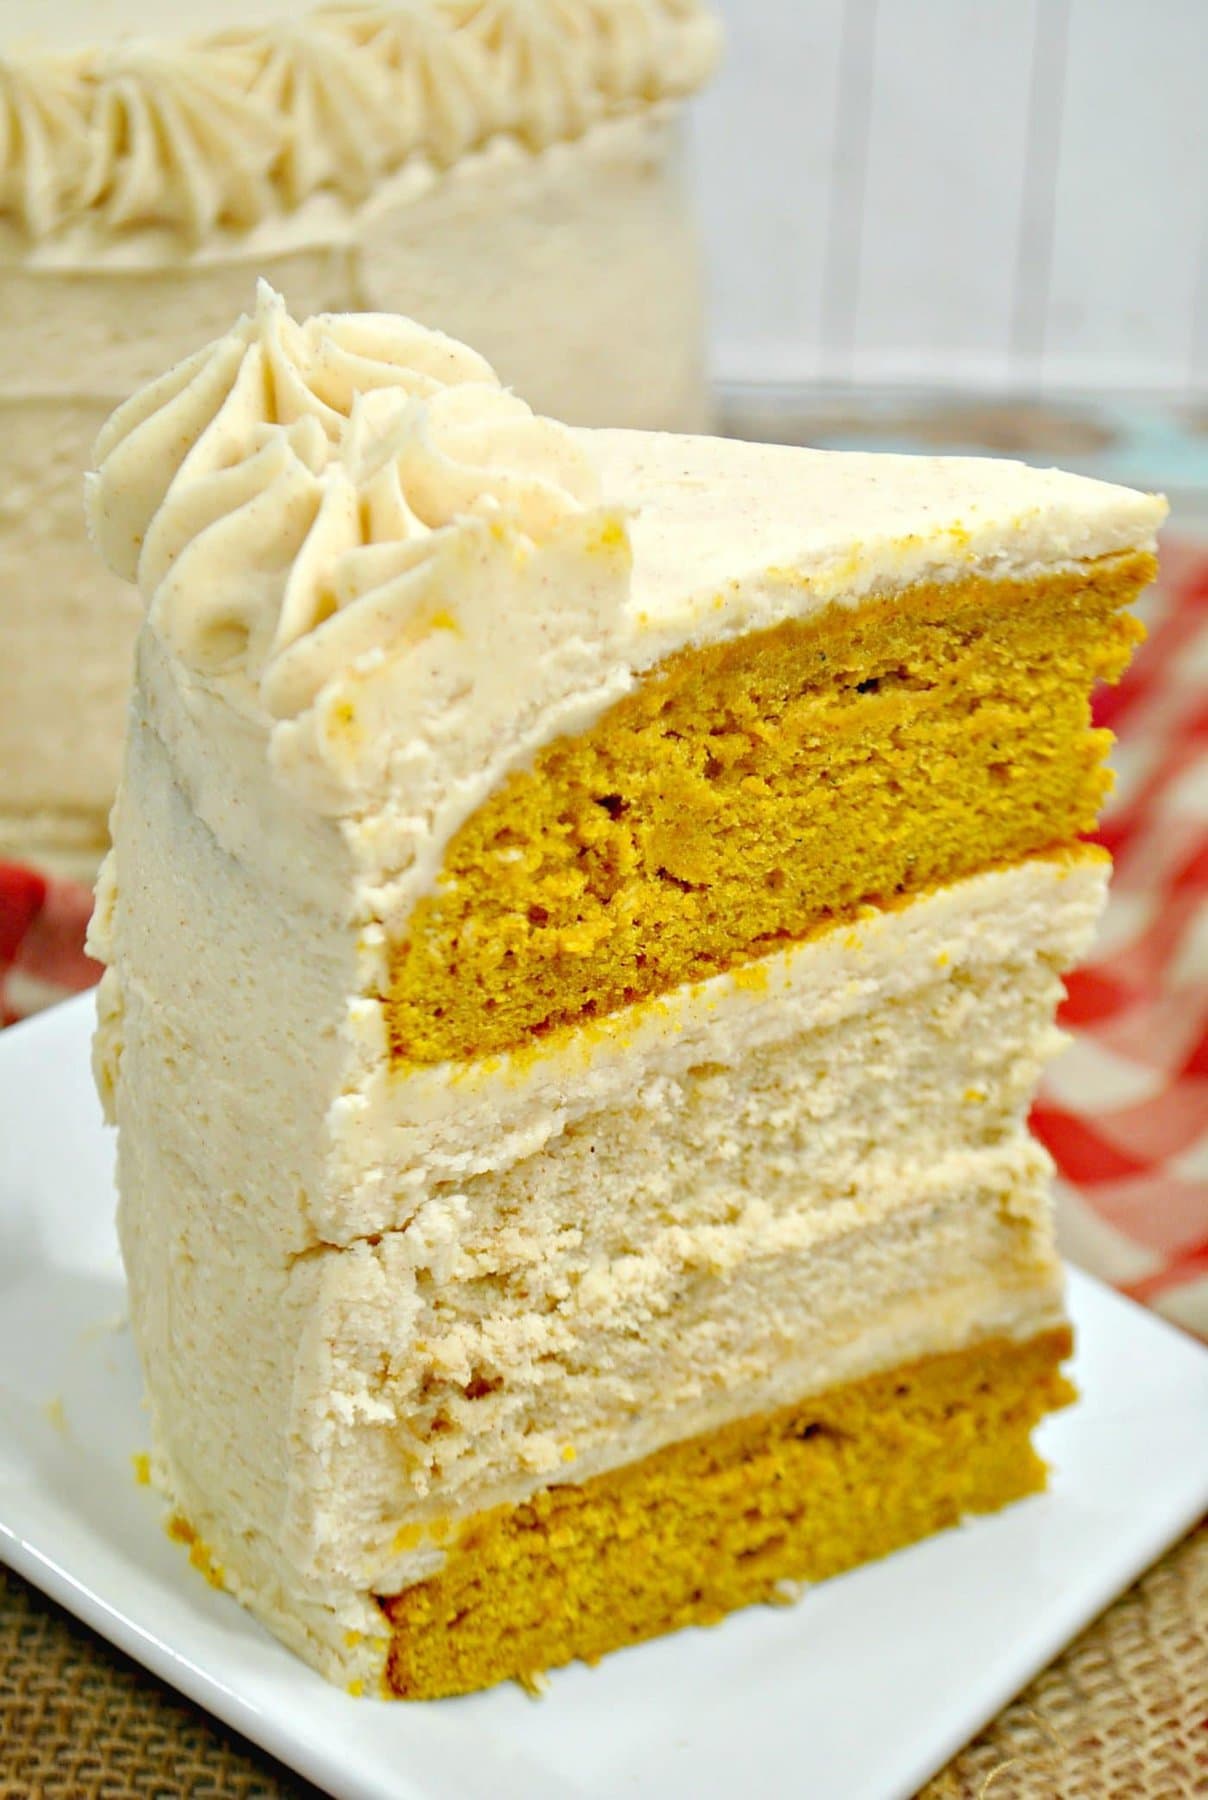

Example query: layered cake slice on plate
[86,286,1164,1696]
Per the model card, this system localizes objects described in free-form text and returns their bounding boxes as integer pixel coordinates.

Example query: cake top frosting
[0,0,721,239]
[88,286,1166,830]
[88,281,605,720]
[587,426,1168,651]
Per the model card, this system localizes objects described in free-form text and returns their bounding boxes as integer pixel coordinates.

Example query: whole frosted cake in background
[0,0,718,884]
[88,288,1164,1697]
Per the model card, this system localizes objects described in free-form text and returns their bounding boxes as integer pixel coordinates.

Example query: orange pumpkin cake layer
[387,553,1149,1064]
[381,1326,1074,1699]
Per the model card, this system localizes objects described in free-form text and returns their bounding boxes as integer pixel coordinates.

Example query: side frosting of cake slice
[85,284,1166,1697]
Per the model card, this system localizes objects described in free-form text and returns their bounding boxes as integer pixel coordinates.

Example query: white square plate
[3,993,1207,1800]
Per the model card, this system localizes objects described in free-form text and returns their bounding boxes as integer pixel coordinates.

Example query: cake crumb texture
[387,557,1149,1064]
[381,1326,1074,1699]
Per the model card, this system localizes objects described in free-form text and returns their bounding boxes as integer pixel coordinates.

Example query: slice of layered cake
[87,286,1165,1697]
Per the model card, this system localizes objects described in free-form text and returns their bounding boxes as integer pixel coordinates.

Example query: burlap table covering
[2,1522,1204,1799]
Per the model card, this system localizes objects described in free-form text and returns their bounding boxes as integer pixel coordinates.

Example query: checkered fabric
[1033,539,1208,1339]
[1,544,1204,1332]
[0,862,100,1028]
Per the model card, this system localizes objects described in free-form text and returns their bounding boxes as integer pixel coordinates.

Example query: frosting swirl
[88,284,610,719]
[329,4,496,168]
[75,43,280,237]
[362,381,602,536]
[1,0,720,238]
[0,54,91,237]
[242,24,395,209]
[89,281,495,585]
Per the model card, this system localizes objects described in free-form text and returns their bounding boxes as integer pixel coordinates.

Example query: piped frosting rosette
[87,285,629,812]
[1,2,721,238]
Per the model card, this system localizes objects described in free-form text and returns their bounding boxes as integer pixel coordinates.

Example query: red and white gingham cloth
[0,861,100,1028]
[2,545,1205,1331]
[1032,539,1208,1338]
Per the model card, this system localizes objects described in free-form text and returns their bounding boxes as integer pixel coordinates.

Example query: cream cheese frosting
[1,0,720,238]
[86,285,631,860]
[88,281,600,646]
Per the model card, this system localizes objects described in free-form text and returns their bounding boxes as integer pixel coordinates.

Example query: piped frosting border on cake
[0,0,721,238]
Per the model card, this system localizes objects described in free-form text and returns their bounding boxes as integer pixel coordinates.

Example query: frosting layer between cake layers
[86,290,1165,1689]
[0,3,718,874]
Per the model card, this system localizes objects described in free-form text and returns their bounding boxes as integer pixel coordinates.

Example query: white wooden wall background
[693,0,1208,397]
